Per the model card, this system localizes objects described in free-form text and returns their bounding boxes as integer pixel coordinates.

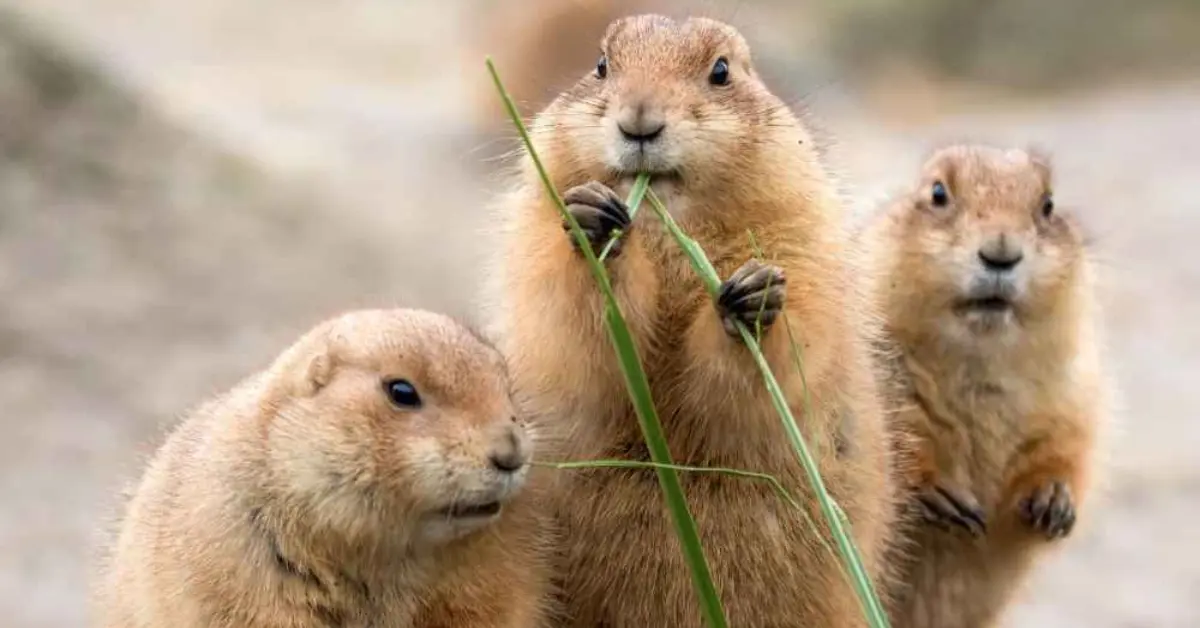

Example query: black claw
[918,507,956,533]
[725,287,785,312]
[917,483,987,537]
[1057,510,1077,538]
[717,260,787,337]
[562,181,630,257]
[1019,480,1076,540]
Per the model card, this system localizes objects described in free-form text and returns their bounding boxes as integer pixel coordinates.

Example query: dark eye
[596,54,608,79]
[1041,193,1054,218]
[384,379,422,409]
[931,181,949,207]
[709,57,730,86]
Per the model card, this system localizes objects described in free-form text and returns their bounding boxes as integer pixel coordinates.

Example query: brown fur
[465,0,674,135]
[862,146,1110,627]
[95,309,555,628]
[483,15,899,627]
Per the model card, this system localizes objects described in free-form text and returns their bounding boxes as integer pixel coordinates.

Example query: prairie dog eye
[709,57,730,86]
[931,181,949,207]
[1041,193,1054,218]
[596,54,608,79]
[384,379,422,409]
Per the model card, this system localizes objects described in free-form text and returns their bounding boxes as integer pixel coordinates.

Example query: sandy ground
[1,2,1197,626]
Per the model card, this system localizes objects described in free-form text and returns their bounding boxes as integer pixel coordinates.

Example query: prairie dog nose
[488,424,529,473]
[617,100,666,142]
[978,234,1024,272]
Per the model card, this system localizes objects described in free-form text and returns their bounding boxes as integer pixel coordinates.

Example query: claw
[1018,480,1076,540]
[561,181,631,258]
[717,260,787,337]
[917,483,987,537]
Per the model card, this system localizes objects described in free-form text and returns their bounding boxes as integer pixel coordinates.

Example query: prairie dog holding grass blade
[96,309,554,628]
[862,145,1110,628]
[483,14,899,628]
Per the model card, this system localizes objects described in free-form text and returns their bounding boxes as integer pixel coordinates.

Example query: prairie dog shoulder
[96,309,552,628]
[865,145,1110,628]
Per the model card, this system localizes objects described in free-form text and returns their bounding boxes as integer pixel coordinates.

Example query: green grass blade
[601,305,727,627]
[486,57,728,628]
[536,459,803,510]
[645,189,891,628]
[598,173,650,262]
[535,459,839,557]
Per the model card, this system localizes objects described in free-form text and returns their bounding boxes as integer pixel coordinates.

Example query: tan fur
[95,309,555,628]
[466,0,674,135]
[482,15,899,627]
[862,146,1110,627]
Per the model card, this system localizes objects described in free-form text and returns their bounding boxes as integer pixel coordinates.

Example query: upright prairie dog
[485,15,898,627]
[862,146,1109,627]
[96,309,553,628]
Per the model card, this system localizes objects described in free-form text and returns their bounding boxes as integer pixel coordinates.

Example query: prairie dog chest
[945,373,1039,505]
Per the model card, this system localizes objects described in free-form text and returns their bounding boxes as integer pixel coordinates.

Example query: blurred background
[1,0,1197,625]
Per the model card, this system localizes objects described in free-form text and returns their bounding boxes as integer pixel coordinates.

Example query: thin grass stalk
[535,459,837,557]
[536,460,803,509]
[751,232,888,623]
[485,58,728,628]
[598,174,649,262]
[645,190,891,628]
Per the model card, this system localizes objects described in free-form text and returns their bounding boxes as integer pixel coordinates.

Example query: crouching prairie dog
[95,309,554,628]
[862,145,1111,627]
[484,14,899,627]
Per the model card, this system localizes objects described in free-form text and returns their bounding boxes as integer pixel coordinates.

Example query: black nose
[619,122,665,143]
[488,428,527,473]
[978,248,1023,272]
[489,451,525,473]
[978,234,1024,272]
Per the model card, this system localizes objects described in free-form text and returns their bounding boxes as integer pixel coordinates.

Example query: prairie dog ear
[293,327,337,397]
[1024,145,1054,188]
[301,352,334,396]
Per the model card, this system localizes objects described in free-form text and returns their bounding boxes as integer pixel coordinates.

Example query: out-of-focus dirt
[0,2,1196,626]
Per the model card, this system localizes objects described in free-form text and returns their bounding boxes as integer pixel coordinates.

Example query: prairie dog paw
[561,181,631,258]
[916,481,987,537]
[716,259,786,337]
[1018,480,1076,540]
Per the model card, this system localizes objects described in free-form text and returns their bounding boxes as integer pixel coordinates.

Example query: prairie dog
[484,14,898,627]
[862,145,1109,627]
[96,309,553,627]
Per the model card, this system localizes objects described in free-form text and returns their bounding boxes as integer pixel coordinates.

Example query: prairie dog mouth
[613,160,681,179]
[959,275,1020,315]
[437,500,502,520]
[958,296,1012,313]
[609,139,681,178]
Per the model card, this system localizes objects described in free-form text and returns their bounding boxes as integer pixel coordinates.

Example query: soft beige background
[1,1,1197,626]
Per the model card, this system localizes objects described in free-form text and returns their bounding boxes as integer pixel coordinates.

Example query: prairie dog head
[533,14,807,196]
[883,145,1088,338]
[262,309,530,544]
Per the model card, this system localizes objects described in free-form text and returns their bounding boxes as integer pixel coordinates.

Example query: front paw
[716,259,786,337]
[561,181,631,258]
[1017,480,1076,540]
[916,481,987,537]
